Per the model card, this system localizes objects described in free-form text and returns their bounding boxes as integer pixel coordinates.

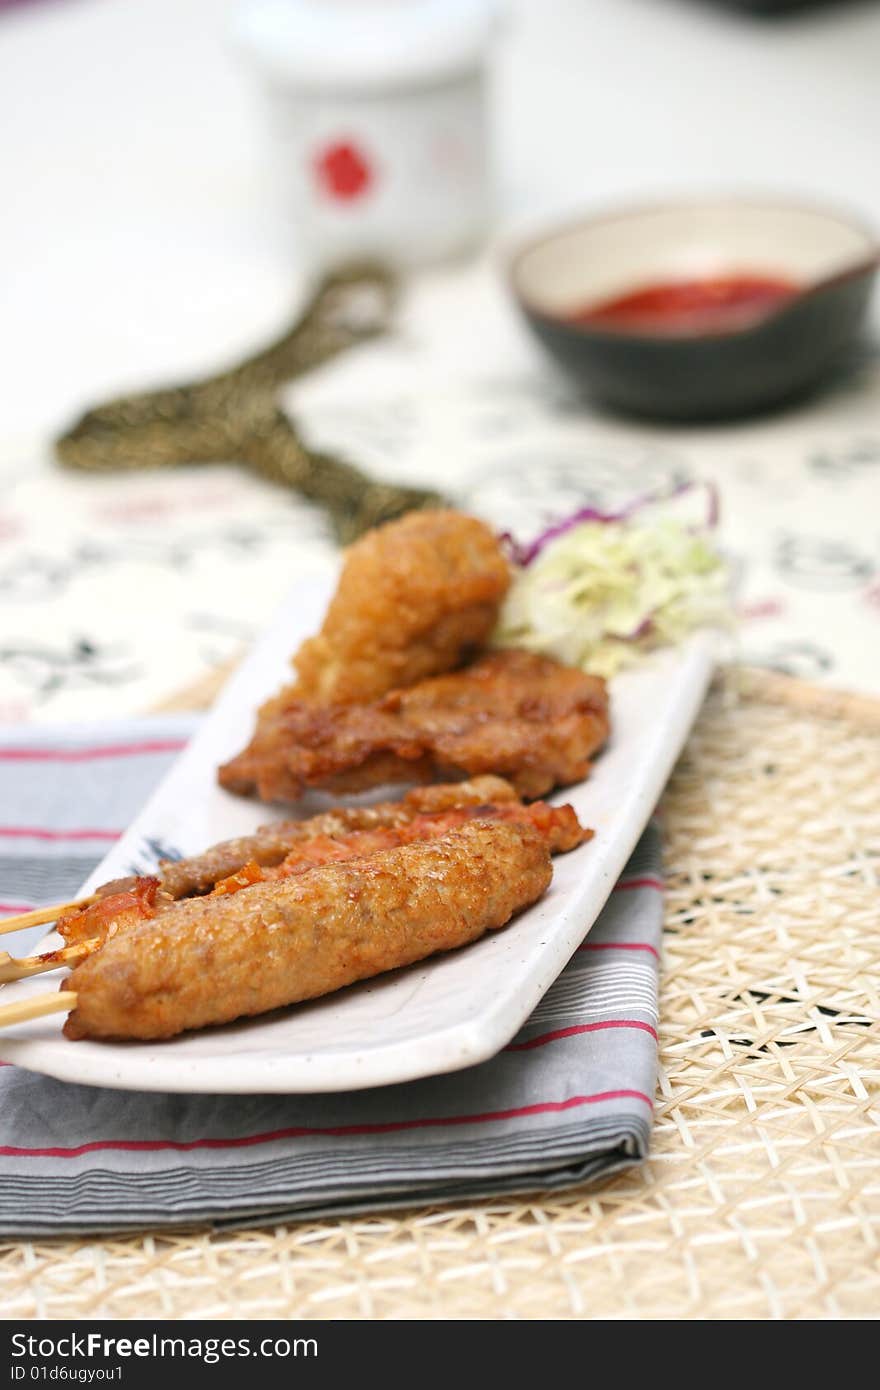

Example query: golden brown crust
[219,649,610,803]
[290,509,511,704]
[56,782,584,954]
[64,821,552,1041]
[159,775,519,898]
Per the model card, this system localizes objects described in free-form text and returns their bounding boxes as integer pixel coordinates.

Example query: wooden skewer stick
[0,939,100,985]
[0,991,76,1029]
[0,897,95,936]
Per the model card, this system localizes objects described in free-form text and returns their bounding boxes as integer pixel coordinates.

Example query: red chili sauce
[569,273,799,335]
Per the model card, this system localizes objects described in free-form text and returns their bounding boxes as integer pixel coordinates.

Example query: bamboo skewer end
[0,897,94,937]
[0,939,99,985]
[0,990,76,1030]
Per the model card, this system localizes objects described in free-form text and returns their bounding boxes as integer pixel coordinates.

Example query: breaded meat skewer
[160,774,519,899]
[0,783,584,971]
[0,776,521,940]
[60,821,551,1041]
[53,794,587,951]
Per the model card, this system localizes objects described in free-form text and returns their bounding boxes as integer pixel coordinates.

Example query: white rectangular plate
[1,576,713,1093]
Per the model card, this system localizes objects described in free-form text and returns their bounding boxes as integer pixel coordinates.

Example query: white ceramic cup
[234,0,499,268]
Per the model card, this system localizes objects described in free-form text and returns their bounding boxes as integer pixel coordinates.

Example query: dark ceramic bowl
[510,199,878,421]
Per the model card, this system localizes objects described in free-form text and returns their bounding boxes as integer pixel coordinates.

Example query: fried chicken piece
[64,821,551,1041]
[288,509,511,705]
[219,648,610,803]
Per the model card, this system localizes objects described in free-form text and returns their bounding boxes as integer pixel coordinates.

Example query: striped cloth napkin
[0,719,663,1236]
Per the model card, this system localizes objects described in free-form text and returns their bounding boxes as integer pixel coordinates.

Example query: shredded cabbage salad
[495,489,729,679]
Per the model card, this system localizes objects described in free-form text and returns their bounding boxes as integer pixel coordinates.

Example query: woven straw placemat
[1,668,877,1320]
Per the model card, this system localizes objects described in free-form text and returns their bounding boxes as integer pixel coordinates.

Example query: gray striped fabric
[0,719,663,1236]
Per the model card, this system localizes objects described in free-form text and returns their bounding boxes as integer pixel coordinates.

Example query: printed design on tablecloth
[863,581,880,614]
[313,140,374,202]
[185,614,257,668]
[0,514,21,544]
[459,443,693,536]
[737,597,787,622]
[90,482,266,526]
[0,637,140,702]
[0,519,327,603]
[739,639,834,683]
[0,553,67,602]
[808,437,880,478]
[302,398,419,461]
[302,378,597,476]
[775,534,875,591]
[462,373,588,421]
[3,359,879,718]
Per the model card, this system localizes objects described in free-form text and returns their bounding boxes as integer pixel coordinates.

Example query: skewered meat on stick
[0,939,99,984]
[57,879,168,948]
[0,778,587,959]
[55,792,587,951]
[160,773,519,899]
[288,509,511,705]
[62,821,551,1041]
[0,897,98,937]
[241,797,586,876]
[220,648,610,803]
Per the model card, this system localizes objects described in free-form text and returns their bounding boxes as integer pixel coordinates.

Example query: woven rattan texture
[1,674,878,1319]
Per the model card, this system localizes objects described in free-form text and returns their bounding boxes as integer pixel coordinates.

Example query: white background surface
[0,0,878,715]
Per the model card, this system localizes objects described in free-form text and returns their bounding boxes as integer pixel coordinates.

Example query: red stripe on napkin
[0,1090,654,1157]
[0,741,187,763]
[507,1020,657,1051]
[0,827,121,842]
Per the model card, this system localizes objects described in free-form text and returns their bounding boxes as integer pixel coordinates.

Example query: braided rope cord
[55,264,445,544]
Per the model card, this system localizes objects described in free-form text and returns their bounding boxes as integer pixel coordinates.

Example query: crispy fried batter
[289,509,510,704]
[57,785,588,950]
[64,821,552,1041]
[57,878,168,947]
[217,798,586,882]
[219,648,610,803]
[160,775,518,899]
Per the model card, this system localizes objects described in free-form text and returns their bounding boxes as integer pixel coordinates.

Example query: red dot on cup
[312,141,374,201]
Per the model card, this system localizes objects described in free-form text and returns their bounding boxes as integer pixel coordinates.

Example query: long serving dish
[0,576,714,1093]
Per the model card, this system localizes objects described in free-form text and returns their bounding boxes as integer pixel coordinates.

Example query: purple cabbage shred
[502,480,720,568]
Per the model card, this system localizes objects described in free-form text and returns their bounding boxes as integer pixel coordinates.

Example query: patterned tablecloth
[1,263,878,722]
